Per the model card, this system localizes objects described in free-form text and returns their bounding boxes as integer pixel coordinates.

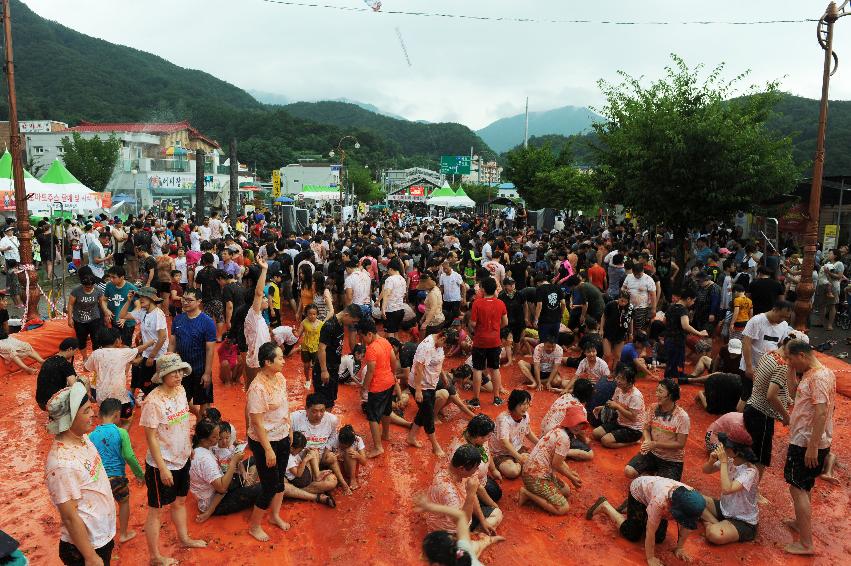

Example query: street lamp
[330,136,360,207]
[794,0,851,330]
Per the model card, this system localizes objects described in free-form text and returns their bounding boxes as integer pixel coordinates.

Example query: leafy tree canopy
[591,55,801,233]
[503,143,600,211]
[60,133,121,192]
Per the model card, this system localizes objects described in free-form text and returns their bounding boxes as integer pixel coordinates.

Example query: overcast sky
[21,0,850,129]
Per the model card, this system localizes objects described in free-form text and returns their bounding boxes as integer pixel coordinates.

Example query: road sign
[824,224,838,252]
[271,170,281,197]
[440,155,471,175]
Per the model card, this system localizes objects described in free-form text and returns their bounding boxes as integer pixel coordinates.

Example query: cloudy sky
[21,0,848,129]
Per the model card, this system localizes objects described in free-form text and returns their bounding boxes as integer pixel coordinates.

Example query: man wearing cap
[45,382,116,565]
[140,353,207,564]
[119,287,169,396]
[518,405,586,516]
[699,433,760,545]
[587,475,705,565]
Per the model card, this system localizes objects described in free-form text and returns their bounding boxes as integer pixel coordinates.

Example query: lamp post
[795,1,851,330]
[329,135,360,207]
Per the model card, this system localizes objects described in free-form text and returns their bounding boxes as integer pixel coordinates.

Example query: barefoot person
[518,336,564,391]
[246,342,293,541]
[586,476,706,566]
[625,379,689,482]
[291,393,348,492]
[593,366,646,449]
[489,390,538,480]
[328,425,368,491]
[415,494,504,566]
[468,277,508,407]
[140,353,207,565]
[782,340,836,556]
[359,318,402,458]
[407,329,454,457]
[45,382,116,566]
[518,405,586,515]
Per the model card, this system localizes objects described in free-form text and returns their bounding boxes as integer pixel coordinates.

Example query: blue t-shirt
[620,343,639,365]
[171,312,217,375]
[586,376,617,416]
[104,281,138,327]
[89,423,126,477]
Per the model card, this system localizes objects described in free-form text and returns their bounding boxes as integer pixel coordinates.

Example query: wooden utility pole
[228,139,238,219]
[195,148,205,220]
[2,0,40,322]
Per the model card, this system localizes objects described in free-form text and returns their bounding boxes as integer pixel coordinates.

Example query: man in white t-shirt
[621,264,656,330]
[439,261,465,325]
[291,393,350,492]
[344,260,372,311]
[518,337,564,390]
[739,301,794,408]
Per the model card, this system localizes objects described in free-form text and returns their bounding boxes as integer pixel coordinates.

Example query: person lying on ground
[426,444,502,536]
[518,336,564,391]
[593,365,646,449]
[0,329,45,374]
[488,390,538,480]
[699,434,760,546]
[518,405,586,515]
[586,475,706,566]
[415,494,504,566]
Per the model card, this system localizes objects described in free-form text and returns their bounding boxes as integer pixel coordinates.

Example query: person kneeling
[586,476,706,566]
[700,433,759,545]
[518,406,586,515]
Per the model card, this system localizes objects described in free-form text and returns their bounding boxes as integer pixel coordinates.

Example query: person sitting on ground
[586,476,706,566]
[575,342,610,383]
[700,433,760,546]
[190,419,259,523]
[35,338,80,411]
[290,393,348,493]
[518,336,564,391]
[585,360,622,428]
[619,333,653,378]
[327,424,368,491]
[694,373,743,415]
[415,494,504,566]
[593,365,645,449]
[518,405,586,515]
[625,379,689,482]
[540,377,595,461]
[489,390,538,480]
[448,414,503,512]
[283,432,337,508]
[446,363,493,395]
[426,444,503,536]
[89,398,145,542]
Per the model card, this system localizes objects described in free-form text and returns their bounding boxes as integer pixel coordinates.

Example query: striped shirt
[746,350,789,421]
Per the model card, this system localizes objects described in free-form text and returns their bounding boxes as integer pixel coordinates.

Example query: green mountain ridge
[477,105,602,153]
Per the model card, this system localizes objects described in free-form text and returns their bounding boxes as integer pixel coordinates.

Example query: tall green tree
[503,142,600,210]
[60,133,121,192]
[592,55,800,236]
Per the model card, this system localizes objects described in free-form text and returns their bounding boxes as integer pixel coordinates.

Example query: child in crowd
[89,398,145,543]
[592,365,646,448]
[415,495,504,566]
[169,269,184,318]
[585,361,623,428]
[272,324,300,357]
[328,424,368,491]
[728,285,752,340]
[218,334,241,386]
[284,432,337,507]
[297,304,323,391]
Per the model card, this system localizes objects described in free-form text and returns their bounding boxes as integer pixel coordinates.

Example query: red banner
[778,203,808,234]
[409,185,424,196]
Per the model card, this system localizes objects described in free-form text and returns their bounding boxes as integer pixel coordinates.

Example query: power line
[259,0,817,26]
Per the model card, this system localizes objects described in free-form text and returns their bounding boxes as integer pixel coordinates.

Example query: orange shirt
[588,264,607,291]
[365,335,396,393]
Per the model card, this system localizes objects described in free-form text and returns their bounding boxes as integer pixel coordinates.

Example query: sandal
[317,493,336,508]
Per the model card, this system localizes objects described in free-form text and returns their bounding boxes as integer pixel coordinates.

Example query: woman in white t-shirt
[190,420,258,522]
[381,259,408,339]
[700,433,760,544]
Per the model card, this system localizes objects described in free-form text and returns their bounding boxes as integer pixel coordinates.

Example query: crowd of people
[13,206,840,566]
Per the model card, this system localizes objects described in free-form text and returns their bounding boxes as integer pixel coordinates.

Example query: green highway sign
[440,155,471,175]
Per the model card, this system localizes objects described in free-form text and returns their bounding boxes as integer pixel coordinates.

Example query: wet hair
[787,339,813,356]
[465,414,495,438]
[352,344,366,357]
[257,341,281,368]
[205,407,222,422]
[338,424,357,447]
[344,304,363,320]
[59,338,79,351]
[451,364,473,379]
[305,393,328,408]
[422,531,473,566]
[481,277,497,295]
[571,378,595,404]
[95,327,121,348]
[108,266,126,277]
[507,389,531,412]
[356,318,378,335]
[291,431,307,450]
[450,443,482,470]
[98,397,122,417]
[583,342,598,354]
[659,378,681,402]
[192,419,220,448]
[618,367,637,385]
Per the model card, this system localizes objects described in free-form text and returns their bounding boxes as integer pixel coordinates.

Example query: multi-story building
[461,158,502,185]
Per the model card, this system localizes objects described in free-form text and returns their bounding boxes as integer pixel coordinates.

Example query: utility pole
[523,97,529,149]
[795,1,851,330]
[228,139,238,220]
[2,0,40,323]
[195,148,205,220]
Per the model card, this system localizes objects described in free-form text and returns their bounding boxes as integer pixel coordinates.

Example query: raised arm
[252,258,268,313]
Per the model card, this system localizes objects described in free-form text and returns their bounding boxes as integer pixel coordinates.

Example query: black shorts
[784,444,830,492]
[469,504,497,531]
[145,459,190,508]
[183,370,214,406]
[739,375,754,402]
[710,498,757,542]
[131,359,156,395]
[301,350,319,364]
[569,436,591,452]
[59,539,114,566]
[601,422,643,444]
[410,386,437,434]
[743,405,775,467]
[384,309,405,333]
[282,342,296,356]
[472,347,501,370]
[365,386,395,422]
[538,322,560,342]
[619,493,668,543]
[626,451,684,481]
[290,466,314,489]
[204,298,224,323]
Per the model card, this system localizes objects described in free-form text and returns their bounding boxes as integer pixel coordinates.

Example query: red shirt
[588,264,607,291]
[471,296,507,349]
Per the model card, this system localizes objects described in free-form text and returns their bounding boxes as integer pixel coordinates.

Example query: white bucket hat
[46,381,88,435]
[152,353,192,384]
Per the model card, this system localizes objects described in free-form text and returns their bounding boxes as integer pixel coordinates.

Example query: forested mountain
[477,105,601,153]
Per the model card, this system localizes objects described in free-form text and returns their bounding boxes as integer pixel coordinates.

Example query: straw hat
[152,353,192,384]
[46,381,88,435]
